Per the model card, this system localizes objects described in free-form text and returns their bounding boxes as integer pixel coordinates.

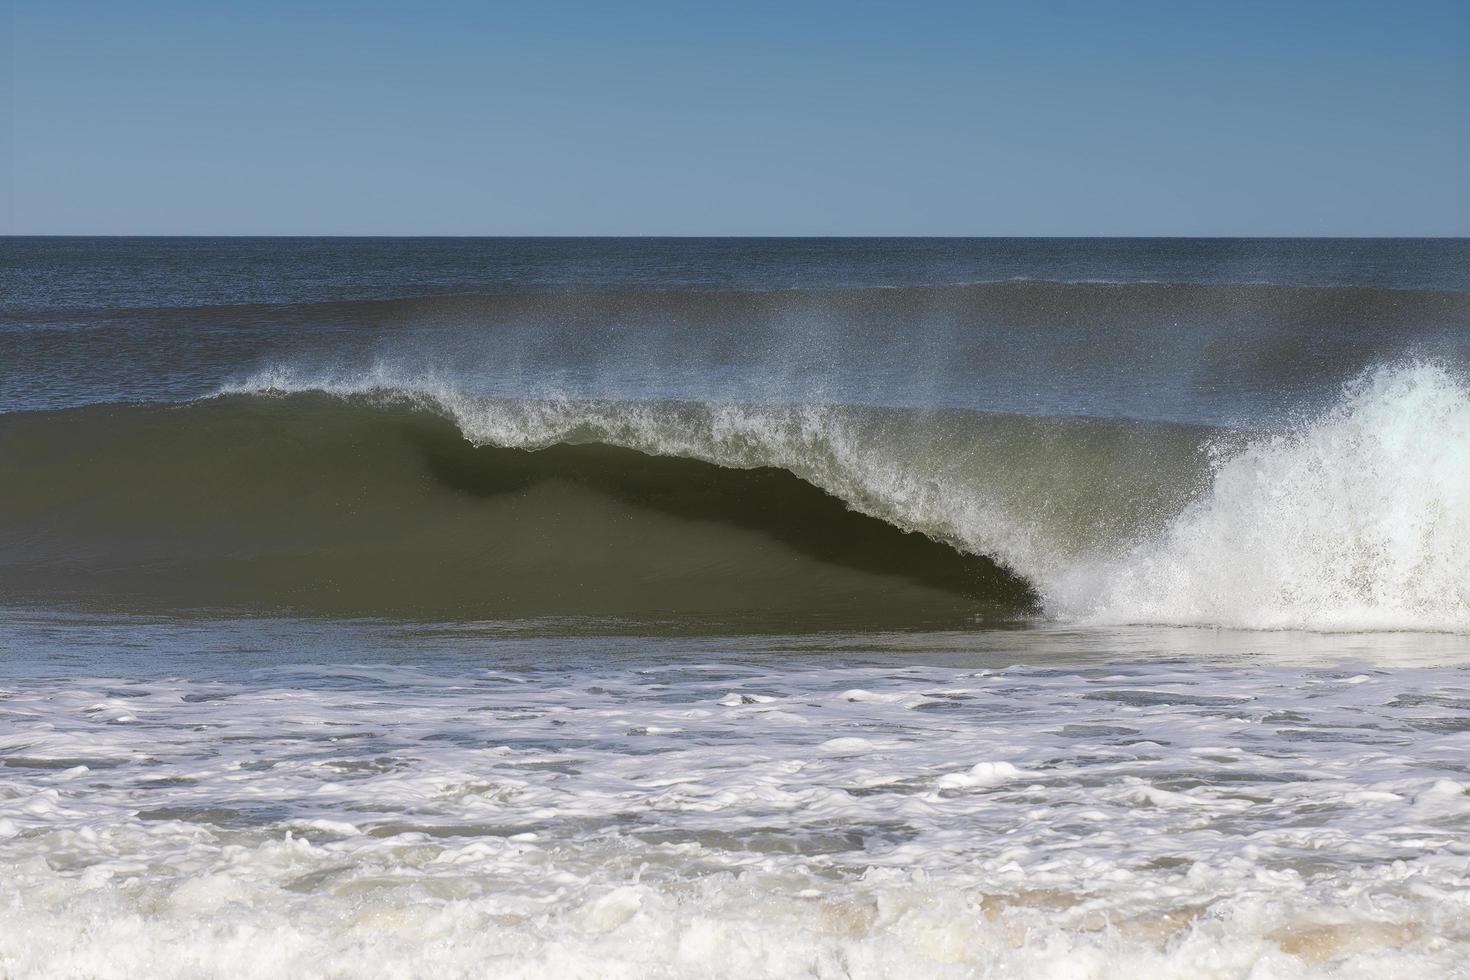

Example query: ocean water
[2,237,1469,978]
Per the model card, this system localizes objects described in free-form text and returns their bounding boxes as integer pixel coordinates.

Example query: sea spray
[223,362,1207,587]
[1056,362,1470,630]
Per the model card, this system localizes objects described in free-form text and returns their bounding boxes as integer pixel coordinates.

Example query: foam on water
[2,630,1470,978]
[1061,362,1470,630]
[224,360,1470,633]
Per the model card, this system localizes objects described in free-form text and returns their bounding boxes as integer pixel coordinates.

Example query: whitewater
[5,623,1470,979]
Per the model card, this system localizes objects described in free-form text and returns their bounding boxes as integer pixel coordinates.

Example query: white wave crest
[1057,362,1470,631]
[220,363,1072,586]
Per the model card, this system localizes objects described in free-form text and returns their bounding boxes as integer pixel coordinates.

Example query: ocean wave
[1,362,1465,632]
[0,393,1043,626]
[220,363,1211,582]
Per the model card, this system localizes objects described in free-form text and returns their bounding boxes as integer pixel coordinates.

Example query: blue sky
[3,0,1466,234]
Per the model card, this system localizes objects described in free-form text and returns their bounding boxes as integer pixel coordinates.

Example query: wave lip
[221,363,1213,589]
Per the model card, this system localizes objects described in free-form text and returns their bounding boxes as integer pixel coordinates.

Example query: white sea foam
[221,360,1470,633]
[3,637,1470,979]
[1061,362,1470,631]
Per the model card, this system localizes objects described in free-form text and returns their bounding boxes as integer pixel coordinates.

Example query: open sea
[2,237,1469,978]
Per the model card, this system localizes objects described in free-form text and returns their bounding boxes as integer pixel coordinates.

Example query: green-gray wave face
[0,396,1046,628]
[0,389,1219,629]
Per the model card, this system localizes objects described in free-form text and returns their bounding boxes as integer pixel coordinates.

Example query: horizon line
[5,233,1468,241]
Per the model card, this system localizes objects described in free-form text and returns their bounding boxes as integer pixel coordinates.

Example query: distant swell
[18,277,1470,324]
[0,362,1465,632]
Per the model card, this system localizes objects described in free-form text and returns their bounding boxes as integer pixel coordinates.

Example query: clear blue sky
[3,0,1466,235]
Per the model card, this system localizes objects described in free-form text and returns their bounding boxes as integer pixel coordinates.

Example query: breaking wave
[1057,362,1470,631]
[0,362,1464,631]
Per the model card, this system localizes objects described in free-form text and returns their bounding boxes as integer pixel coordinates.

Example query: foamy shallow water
[3,619,1470,979]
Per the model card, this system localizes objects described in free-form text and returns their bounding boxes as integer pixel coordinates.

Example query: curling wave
[0,362,1465,631]
[0,395,1047,627]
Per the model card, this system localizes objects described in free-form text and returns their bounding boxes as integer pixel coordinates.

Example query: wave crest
[3,361,1462,631]
[224,364,1207,585]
